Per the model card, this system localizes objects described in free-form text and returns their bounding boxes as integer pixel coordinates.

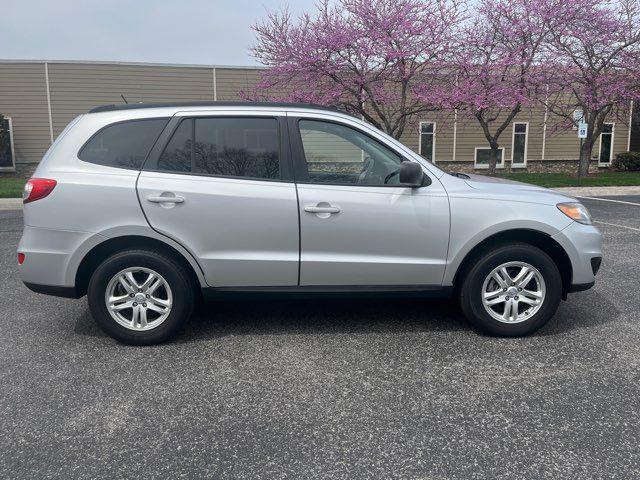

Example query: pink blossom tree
[544,0,640,175]
[437,0,569,173]
[249,0,466,140]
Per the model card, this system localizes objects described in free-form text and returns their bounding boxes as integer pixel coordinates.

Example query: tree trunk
[488,144,501,174]
[578,140,593,176]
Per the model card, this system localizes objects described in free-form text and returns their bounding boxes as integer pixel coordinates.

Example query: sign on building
[578,122,588,139]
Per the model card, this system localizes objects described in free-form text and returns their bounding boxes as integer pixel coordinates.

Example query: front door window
[297,120,404,186]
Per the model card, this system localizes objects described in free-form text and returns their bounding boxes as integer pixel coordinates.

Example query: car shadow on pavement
[73,290,617,343]
[184,297,468,340]
[73,296,468,341]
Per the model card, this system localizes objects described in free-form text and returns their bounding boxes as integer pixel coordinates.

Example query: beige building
[0,59,636,176]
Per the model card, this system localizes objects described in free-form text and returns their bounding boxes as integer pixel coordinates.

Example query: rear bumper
[23,282,81,298]
[18,225,105,291]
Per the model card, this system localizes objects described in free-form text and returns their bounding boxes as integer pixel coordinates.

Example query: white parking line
[594,221,640,232]
[576,196,640,207]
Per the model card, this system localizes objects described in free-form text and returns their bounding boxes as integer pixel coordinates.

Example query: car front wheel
[87,249,195,345]
[459,243,562,336]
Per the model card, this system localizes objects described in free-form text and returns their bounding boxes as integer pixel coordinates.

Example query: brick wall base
[436,159,606,174]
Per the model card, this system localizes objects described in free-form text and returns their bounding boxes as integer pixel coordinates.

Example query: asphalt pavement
[0,197,639,479]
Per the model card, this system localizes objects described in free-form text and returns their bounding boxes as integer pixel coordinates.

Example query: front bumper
[552,221,603,291]
[567,281,595,293]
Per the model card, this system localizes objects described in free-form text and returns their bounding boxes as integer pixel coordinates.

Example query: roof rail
[88,101,347,114]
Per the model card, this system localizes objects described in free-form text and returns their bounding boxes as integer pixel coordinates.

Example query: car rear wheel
[459,243,562,336]
[88,249,194,345]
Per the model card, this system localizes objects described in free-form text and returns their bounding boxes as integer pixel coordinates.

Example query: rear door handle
[146,193,185,204]
[304,205,340,214]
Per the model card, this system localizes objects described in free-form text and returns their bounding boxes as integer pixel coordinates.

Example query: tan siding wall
[453,107,551,164]
[300,129,361,163]
[522,106,545,161]
[0,61,633,171]
[48,63,215,136]
[215,68,262,101]
[455,117,493,162]
[544,113,580,160]
[0,63,51,165]
[610,121,628,160]
[403,113,456,163]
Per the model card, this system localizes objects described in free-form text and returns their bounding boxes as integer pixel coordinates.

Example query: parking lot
[0,196,639,479]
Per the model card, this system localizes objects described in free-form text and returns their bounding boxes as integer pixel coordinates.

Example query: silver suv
[18,102,602,344]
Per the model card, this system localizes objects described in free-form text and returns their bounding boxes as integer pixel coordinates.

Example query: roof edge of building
[0,58,264,70]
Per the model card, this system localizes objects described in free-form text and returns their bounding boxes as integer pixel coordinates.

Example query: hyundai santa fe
[18,102,602,345]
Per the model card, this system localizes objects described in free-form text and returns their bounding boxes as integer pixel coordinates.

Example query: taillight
[23,178,57,204]
[17,253,25,265]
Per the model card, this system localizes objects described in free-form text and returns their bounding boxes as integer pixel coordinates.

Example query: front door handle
[304,205,341,214]
[304,203,340,218]
[146,193,185,204]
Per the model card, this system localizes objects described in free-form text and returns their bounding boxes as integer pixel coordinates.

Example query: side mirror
[399,161,426,187]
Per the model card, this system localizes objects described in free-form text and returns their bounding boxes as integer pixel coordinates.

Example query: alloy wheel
[481,261,546,324]
[104,267,173,331]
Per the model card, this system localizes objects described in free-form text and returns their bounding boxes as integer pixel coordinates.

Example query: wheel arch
[75,235,204,298]
[451,229,573,299]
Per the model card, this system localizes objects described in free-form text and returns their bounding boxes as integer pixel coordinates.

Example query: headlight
[557,202,592,225]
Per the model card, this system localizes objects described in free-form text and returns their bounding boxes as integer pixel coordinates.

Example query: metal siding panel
[1,61,611,170]
[215,68,262,101]
[0,63,51,165]
[48,63,215,136]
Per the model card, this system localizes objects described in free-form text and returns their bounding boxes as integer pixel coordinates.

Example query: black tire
[459,243,562,337]
[87,249,195,345]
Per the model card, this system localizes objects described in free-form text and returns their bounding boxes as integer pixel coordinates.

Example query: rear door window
[79,118,168,169]
[155,117,281,180]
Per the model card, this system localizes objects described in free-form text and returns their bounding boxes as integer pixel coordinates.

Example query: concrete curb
[0,198,22,211]
[552,186,640,197]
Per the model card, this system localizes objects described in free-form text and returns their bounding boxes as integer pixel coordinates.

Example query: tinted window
[158,119,192,172]
[298,120,403,185]
[195,118,279,179]
[156,117,280,180]
[79,119,168,169]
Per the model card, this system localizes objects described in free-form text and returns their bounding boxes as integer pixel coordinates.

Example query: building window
[419,122,435,162]
[0,114,16,171]
[511,122,528,167]
[474,147,504,168]
[599,123,614,165]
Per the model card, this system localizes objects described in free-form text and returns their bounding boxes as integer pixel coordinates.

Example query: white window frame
[598,122,615,166]
[510,122,529,168]
[419,121,436,163]
[0,116,16,172]
[474,146,505,169]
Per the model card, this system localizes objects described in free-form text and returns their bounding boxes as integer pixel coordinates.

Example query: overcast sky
[1,0,316,66]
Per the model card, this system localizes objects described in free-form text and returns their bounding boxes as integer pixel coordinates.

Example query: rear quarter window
[78,118,168,169]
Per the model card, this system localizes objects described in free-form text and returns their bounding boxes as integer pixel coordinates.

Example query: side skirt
[202,284,454,301]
